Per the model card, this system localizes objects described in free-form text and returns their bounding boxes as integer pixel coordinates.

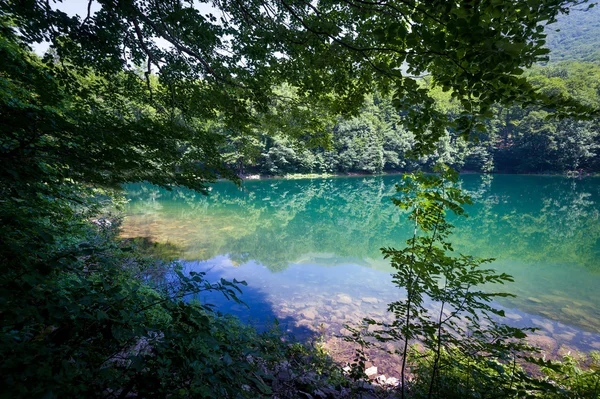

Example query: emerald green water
[123,174,600,353]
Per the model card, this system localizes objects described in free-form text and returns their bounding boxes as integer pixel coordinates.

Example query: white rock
[375,375,387,385]
[365,366,378,378]
[386,377,399,386]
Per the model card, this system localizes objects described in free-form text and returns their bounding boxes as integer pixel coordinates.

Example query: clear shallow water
[123,174,600,353]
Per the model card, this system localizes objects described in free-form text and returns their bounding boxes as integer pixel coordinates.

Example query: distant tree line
[220,61,600,176]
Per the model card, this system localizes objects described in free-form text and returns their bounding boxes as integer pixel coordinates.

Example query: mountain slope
[545,4,600,63]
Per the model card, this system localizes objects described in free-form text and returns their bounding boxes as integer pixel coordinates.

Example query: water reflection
[122,175,600,342]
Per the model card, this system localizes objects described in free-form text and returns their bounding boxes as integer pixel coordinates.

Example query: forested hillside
[222,62,600,176]
[545,4,600,63]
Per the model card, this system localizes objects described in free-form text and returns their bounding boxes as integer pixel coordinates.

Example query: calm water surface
[122,175,600,354]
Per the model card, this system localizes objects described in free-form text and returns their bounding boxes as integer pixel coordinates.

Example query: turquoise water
[123,174,600,353]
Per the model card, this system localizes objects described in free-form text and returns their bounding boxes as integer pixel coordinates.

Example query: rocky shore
[261,288,600,377]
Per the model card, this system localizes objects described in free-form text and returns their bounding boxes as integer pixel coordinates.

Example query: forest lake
[121,174,600,376]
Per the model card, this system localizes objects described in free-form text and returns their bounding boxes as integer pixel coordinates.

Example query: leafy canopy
[2,0,598,165]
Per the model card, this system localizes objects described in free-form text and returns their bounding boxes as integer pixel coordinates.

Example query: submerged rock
[297,319,314,329]
[589,341,600,350]
[555,331,576,342]
[339,327,351,336]
[504,312,522,321]
[301,308,317,320]
[527,334,557,353]
[531,318,554,333]
[557,344,582,358]
[361,297,378,304]
[367,324,379,333]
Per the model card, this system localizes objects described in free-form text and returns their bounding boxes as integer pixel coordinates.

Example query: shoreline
[236,170,599,182]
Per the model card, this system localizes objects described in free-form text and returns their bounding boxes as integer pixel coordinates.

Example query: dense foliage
[2,0,600,397]
[218,61,600,176]
[4,0,598,156]
[0,30,345,397]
